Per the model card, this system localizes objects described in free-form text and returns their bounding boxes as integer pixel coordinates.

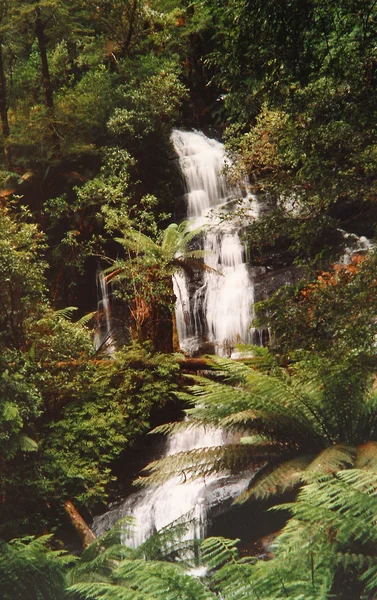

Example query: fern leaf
[68,581,148,599]
[77,311,97,326]
[235,455,314,503]
[211,562,258,600]
[200,537,240,570]
[135,515,199,565]
[135,444,277,487]
[305,444,356,475]
[16,433,38,452]
[54,306,78,320]
[114,560,217,600]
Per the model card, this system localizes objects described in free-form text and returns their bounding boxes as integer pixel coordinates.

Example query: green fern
[54,306,79,320]
[243,469,377,599]
[200,537,240,570]
[138,353,377,505]
[0,535,73,600]
[235,455,314,502]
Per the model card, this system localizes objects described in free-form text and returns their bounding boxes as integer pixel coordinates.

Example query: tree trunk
[64,500,96,548]
[34,9,60,154]
[0,39,11,171]
[120,0,138,57]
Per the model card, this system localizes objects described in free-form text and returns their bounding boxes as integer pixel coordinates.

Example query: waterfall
[93,130,255,546]
[93,424,250,546]
[94,269,115,354]
[171,129,257,357]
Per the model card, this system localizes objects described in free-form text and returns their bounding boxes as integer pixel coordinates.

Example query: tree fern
[135,444,278,487]
[138,352,377,506]
[235,455,314,502]
[68,523,216,600]
[242,469,377,599]
[112,560,217,600]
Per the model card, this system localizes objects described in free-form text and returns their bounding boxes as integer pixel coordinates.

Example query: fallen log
[177,357,215,371]
[64,500,96,548]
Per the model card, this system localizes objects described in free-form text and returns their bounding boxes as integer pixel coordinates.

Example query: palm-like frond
[68,581,148,600]
[16,432,38,452]
[69,518,136,585]
[305,444,356,475]
[355,441,377,471]
[235,455,314,502]
[53,306,79,320]
[135,443,278,487]
[113,560,217,600]
[135,515,200,566]
[200,536,239,570]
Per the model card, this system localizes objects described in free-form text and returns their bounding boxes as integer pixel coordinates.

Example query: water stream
[94,269,115,354]
[93,130,256,545]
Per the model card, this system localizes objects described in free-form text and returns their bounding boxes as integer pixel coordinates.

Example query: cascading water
[171,129,257,357]
[93,130,255,545]
[93,425,250,546]
[94,269,115,354]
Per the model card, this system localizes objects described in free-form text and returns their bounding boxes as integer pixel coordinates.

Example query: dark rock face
[251,265,303,303]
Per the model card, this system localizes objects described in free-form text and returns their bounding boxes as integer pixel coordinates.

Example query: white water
[171,129,257,356]
[94,269,115,354]
[93,425,250,547]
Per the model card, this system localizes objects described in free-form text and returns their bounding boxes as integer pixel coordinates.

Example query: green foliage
[0,203,182,534]
[0,206,47,349]
[105,221,205,348]
[201,0,377,267]
[108,58,187,141]
[42,344,179,507]
[234,469,377,599]
[255,250,377,363]
[67,517,217,600]
[0,534,72,600]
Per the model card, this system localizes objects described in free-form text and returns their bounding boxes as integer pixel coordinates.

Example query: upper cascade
[171,129,258,357]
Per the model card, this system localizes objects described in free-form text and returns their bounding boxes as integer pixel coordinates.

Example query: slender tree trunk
[120,0,138,57]
[0,39,11,170]
[34,9,60,154]
[0,456,6,505]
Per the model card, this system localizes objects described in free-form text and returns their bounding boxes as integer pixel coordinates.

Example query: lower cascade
[94,130,256,544]
[93,426,250,546]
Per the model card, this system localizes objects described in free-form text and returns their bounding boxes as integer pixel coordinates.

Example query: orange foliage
[301,254,367,301]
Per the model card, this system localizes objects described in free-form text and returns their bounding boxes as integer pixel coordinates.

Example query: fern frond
[135,444,276,487]
[235,455,314,503]
[77,311,97,326]
[200,536,239,570]
[68,581,148,599]
[211,562,258,600]
[16,433,38,452]
[355,441,377,471]
[305,444,356,475]
[113,560,217,600]
[135,515,199,565]
[0,535,70,600]
[54,306,78,320]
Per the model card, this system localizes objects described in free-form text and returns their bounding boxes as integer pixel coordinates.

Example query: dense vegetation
[2,0,377,598]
